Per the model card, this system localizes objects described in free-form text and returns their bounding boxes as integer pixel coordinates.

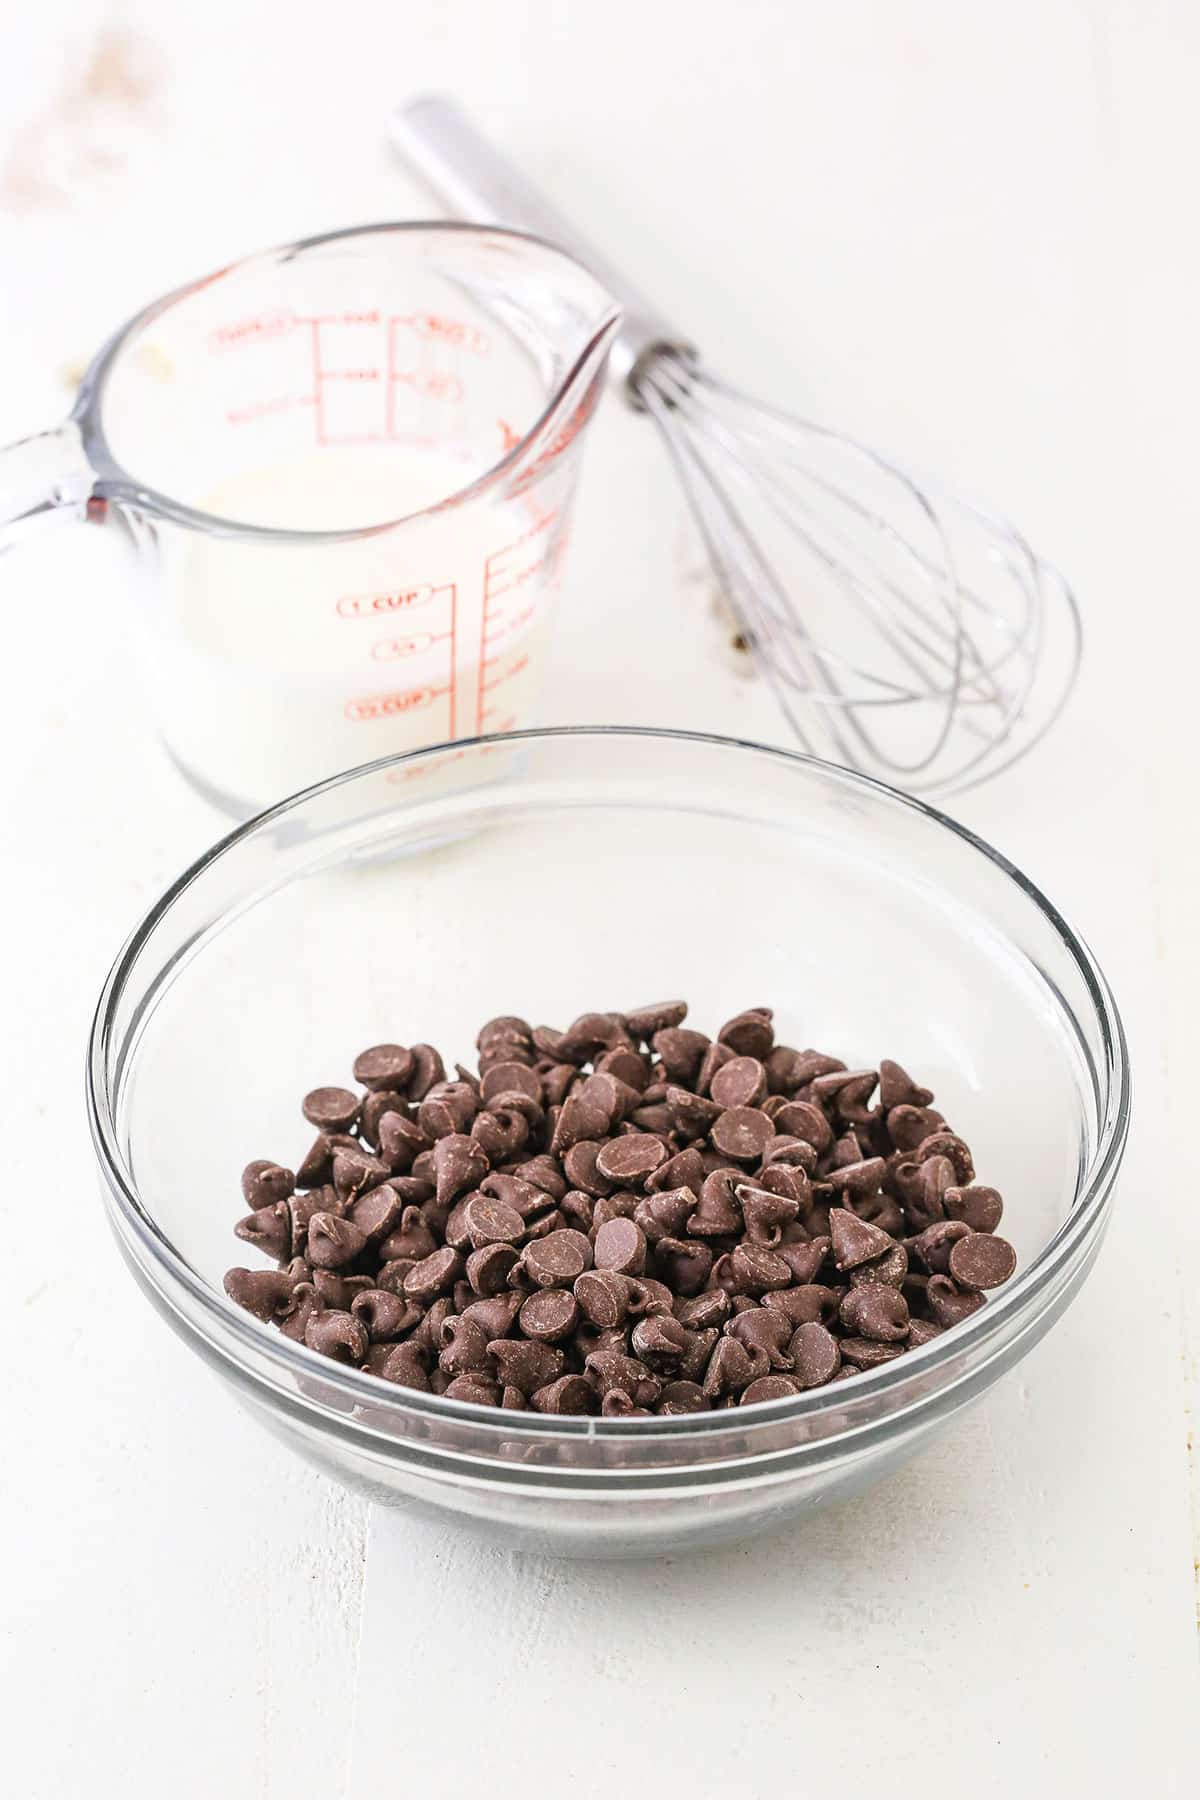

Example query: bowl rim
[86,725,1131,1442]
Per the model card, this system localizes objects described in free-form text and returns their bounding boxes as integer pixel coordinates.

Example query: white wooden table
[1,4,1195,1793]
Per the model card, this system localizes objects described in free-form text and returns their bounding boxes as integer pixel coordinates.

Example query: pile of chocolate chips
[224,1004,1017,1415]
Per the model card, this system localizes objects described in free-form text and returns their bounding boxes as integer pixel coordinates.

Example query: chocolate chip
[402,1245,463,1301]
[479,1173,556,1218]
[350,1288,414,1341]
[631,1314,691,1371]
[839,1285,910,1341]
[736,1186,800,1246]
[910,1219,972,1274]
[908,1318,944,1347]
[594,1133,668,1187]
[302,1087,361,1132]
[728,1243,793,1294]
[377,1111,430,1174]
[521,1228,592,1288]
[306,1212,369,1270]
[775,1238,831,1284]
[916,1132,975,1184]
[665,1085,722,1135]
[652,1236,713,1296]
[848,1242,909,1288]
[879,1058,934,1110]
[345,1184,405,1243]
[742,1375,800,1404]
[531,1375,595,1415]
[378,1343,431,1390]
[311,1272,372,1311]
[561,1140,615,1197]
[296,1134,338,1189]
[551,1090,614,1155]
[465,1242,520,1296]
[480,1060,543,1104]
[223,1267,296,1321]
[827,1156,887,1197]
[829,1206,896,1270]
[626,1001,688,1041]
[541,1063,580,1107]
[378,1204,437,1262]
[593,1216,647,1276]
[707,1055,767,1110]
[437,1315,491,1375]
[947,1232,1017,1291]
[513,1155,568,1201]
[557,1012,628,1065]
[686,1168,743,1236]
[839,1337,906,1369]
[765,1284,842,1327]
[241,1160,295,1208]
[574,1269,634,1328]
[647,1147,705,1195]
[464,1195,525,1249]
[445,1374,502,1405]
[462,1292,523,1339]
[651,1027,710,1083]
[926,1274,987,1327]
[944,1185,1005,1234]
[353,1045,414,1092]
[657,1379,707,1415]
[596,1047,651,1091]
[701,1334,757,1398]
[489,1338,564,1394]
[471,1107,531,1163]
[904,1154,955,1231]
[299,1310,366,1365]
[726,1307,794,1366]
[519,1289,580,1342]
[887,1104,946,1152]
[583,1351,655,1401]
[578,1071,637,1127]
[332,1146,391,1202]
[359,1090,408,1148]
[709,1106,775,1163]
[406,1044,447,1101]
[234,1202,291,1261]
[717,1009,774,1058]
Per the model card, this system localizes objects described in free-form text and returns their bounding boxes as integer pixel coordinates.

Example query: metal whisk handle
[390,94,693,392]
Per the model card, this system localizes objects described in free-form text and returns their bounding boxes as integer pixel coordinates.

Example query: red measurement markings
[370,629,450,662]
[386,747,468,785]
[310,319,325,445]
[336,582,435,620]
[209,311,294,351]
[336,580,457,736]
[345,683,449,724]
[395,314,487,354]
[477,509,557,731]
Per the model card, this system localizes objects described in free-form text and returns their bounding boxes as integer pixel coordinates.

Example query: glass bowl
[87,728,1129,1558]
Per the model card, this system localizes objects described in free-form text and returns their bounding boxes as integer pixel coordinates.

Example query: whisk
[391,96,1081,795]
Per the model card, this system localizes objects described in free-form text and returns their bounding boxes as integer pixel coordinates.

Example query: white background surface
[0,2,1196,1793]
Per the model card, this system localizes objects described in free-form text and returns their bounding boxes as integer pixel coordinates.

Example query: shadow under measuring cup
[0,223,621,814]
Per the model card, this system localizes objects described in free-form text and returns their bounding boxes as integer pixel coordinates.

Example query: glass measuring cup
[0,224,620,812]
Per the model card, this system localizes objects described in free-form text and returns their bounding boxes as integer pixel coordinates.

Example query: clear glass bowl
[88,729,1129,1558]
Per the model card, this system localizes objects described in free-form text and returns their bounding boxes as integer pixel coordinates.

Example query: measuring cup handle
[390,94,694,395]
[0,421,93,550]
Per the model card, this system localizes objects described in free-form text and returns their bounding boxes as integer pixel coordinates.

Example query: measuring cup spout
[0,421,93,551]
[501,304,621,498]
